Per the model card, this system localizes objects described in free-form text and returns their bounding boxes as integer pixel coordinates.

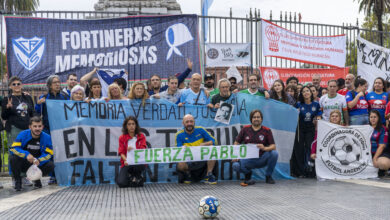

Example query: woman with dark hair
[286,84,298,103]
[269,80,295,105]
[290,86,322,177]
[369,110,390,176]
[367,77,388,124]
[346,77,369,125]
[117,116,147,188]
[85,80,105,101]
[128,82,150,106]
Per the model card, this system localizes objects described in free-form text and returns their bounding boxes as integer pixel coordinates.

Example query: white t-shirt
[319,93,347,121]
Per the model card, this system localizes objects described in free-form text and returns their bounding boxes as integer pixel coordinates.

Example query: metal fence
[0,10,389,172]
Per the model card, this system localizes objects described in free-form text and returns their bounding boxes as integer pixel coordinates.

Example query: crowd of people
[2,60,390,190]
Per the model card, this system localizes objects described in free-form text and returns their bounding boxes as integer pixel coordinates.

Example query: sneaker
[183,172,191,184]
[266,176,275,184]
[240,179,255,187]
[15,180,22,191]
[207,174,217,185]
[23,177,33,186]
[48,177,57,185]
[33,180,42,189]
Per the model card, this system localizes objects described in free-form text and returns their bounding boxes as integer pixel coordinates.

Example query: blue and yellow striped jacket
[175,126,216,147]
[10,129,53,166]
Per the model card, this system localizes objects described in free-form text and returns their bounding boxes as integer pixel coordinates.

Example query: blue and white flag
[201,0,214,42]
[47,93,298,186]
[97,69,127,97]
[6,15,200,84]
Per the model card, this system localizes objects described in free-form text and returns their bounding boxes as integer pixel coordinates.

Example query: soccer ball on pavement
[198,195,221,218]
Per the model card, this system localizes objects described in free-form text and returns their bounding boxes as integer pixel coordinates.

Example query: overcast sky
[39,0,365,26]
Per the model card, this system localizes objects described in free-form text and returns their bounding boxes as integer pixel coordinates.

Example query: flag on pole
[201,0,214,42]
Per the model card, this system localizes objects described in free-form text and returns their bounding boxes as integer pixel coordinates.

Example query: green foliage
[0,0,40,11]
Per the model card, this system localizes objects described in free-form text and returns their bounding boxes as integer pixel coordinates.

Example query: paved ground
[1,177,390,220]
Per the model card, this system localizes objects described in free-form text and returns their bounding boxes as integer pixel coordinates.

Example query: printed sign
[357,36,390,90]
[127,144,258,164]
[205,43,251,67]
[260,67,348,89]
[262,19,346,68]
[315,120,377,179]
[6,15,200,84]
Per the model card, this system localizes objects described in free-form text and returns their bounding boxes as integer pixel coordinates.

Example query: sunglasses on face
[12,83,21,86]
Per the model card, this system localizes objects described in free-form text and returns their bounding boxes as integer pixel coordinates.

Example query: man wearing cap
[148,59,193,95]
[204,73,219,98]
[9,116,54,191]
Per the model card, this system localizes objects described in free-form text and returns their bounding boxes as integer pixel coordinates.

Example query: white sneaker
[22,177,33,186]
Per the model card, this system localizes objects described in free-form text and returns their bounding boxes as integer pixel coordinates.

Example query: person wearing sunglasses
[1,76,35,188]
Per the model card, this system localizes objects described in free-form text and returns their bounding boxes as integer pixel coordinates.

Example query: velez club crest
[12,36,45,71]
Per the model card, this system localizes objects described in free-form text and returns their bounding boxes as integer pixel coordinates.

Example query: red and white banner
[260,67,349,90]
[262,19,346,68]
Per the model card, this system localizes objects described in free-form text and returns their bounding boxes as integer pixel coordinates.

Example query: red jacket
[118,133,147,168]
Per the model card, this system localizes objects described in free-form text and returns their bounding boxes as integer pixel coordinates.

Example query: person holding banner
[369,110,390,176]
[232,109,278,185]
[178,74,210,106]
[117,116,147,188]
[175,114,217,184]
[35,75,69,134]
[290,86,322,178]
[107,83,128,101]
[70,85,86,101]
[9,116,54,191]
[286,85,298,103]
[346,77,369,125]
[209,78,236,108]
[367,77,388,124]
[128,82,149,106]
[240,74,268,97]
[319,80,349,125]
[269,80,295,105]
[311,110,343,160]
[148,58,193,95]
[85,80,105,101]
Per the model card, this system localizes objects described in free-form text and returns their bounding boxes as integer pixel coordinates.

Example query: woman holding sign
[345,77,369,125]
[117,116,147,188]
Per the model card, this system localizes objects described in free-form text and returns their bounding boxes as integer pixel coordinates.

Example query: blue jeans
[232,150,279,176]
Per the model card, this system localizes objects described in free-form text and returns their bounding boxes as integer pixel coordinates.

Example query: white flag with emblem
[315,120,377,179]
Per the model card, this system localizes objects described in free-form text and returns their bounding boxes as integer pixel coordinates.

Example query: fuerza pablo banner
[261,19,346,68]
[6,15,200,84]
[46,93,298,186]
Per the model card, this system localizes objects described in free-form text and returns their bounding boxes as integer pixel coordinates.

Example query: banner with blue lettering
[6,15,200,84]
[47,93,298,186]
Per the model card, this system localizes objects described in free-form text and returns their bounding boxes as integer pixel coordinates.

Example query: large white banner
[357,36,390,90]
[261,19,346,68]
[205,43,251,67]
[315,120,377,179]
[127,144,259,165]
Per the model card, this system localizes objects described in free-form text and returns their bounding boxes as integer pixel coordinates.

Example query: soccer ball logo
[198,195,221,218]
[330,136,361,165]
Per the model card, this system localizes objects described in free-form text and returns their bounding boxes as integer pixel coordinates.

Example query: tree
[0,0,39,11]
[356,0,390,46]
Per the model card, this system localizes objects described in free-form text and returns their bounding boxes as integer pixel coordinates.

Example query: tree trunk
[376,10,384,46]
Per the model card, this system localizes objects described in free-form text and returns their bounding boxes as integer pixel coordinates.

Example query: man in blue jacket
[9,116,54,191]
